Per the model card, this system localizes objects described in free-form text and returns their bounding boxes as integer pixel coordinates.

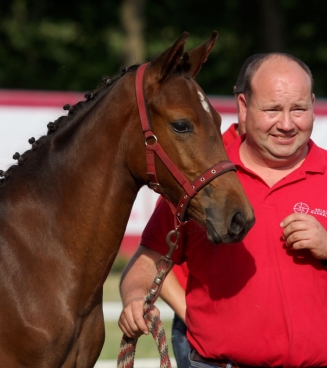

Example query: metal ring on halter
[145,134,158,145]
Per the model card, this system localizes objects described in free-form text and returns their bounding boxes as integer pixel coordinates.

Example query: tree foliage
[1,0,327,96]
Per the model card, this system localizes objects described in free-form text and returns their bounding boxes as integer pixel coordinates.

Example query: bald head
[243,54,314,102]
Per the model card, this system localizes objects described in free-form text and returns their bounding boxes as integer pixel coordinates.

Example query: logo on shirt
[293,202,327,218]
[293,202,309,214]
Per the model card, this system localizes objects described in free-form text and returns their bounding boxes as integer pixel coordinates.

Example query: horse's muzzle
[205,209,255,244]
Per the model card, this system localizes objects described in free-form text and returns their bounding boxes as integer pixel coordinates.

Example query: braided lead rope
[144,305,172,368]
[117,301,172,368]
[117,335,137,368]
[117,233,179,368]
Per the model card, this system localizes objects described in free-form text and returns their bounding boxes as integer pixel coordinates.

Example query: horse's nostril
[229,212,246,236]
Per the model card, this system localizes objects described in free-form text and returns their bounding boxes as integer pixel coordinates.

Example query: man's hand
[280,213,327,259]
[118,298,160,338]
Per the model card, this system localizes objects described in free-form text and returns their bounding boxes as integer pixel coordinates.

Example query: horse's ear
[186,31,218,78]
[148,32,189,82]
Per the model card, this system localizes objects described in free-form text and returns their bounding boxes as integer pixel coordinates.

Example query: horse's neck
[3,86,144,301]
[51,99,142,262]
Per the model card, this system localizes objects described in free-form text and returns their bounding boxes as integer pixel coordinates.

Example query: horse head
[128,32,255,244]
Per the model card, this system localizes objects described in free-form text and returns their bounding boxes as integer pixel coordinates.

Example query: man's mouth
[272,133,296,141]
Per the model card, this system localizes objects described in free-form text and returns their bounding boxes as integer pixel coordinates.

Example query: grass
[98,267,173,361]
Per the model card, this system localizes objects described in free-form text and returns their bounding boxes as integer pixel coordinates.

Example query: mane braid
[0,67,136,187]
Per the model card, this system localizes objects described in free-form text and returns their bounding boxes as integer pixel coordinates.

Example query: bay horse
[0,32,254,367]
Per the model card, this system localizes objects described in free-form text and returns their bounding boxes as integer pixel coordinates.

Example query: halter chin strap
[135,62,236,225]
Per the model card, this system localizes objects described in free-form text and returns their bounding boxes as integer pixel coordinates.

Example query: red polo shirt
[222,123,239,146]
[141,137,327,367]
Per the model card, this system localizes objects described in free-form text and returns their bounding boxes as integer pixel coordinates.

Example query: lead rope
[117,229,180,368]
[117,298,172,368]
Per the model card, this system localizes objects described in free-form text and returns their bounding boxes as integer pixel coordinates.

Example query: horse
[0,31,254,367]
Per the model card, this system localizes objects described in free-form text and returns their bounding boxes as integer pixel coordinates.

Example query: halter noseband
[135,62,236,225]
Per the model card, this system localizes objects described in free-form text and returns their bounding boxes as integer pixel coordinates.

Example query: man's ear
[312,93,316,122]
[237,93,248,122]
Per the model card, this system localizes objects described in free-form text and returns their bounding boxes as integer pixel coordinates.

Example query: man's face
[239,57,315,167]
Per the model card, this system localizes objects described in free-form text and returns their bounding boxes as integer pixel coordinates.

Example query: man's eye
[171,121,192,133]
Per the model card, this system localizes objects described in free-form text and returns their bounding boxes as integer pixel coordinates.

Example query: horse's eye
[171,121,192,133]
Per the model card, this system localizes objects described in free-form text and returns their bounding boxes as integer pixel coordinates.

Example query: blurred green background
[2,0,327,96]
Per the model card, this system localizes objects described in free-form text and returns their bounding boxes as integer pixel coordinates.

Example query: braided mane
[0,66,139,187]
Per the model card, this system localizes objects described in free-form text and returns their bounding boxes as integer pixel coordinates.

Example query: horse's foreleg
[62,301,105,368]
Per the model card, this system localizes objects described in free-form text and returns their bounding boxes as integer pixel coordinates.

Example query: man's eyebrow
[293,101,311,107]
[261,103,282,109]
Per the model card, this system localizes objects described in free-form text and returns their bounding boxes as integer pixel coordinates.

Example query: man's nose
[277,112,294,131]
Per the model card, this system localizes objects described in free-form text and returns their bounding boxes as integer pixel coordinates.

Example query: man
[119,53,327,367]
[160,53,267,368]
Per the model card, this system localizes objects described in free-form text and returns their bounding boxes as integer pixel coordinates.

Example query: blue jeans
[171,313,191,368]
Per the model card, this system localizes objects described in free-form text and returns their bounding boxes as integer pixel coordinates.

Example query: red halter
[135,62,236,225]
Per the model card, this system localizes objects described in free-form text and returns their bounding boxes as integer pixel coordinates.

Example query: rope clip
[165,229,180,259]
